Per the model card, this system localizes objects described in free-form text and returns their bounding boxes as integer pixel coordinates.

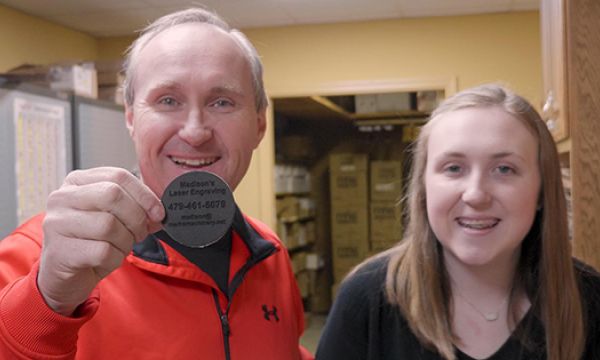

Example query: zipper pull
[220,314,231,337]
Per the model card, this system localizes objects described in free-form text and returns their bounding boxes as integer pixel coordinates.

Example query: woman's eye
[496,165,515,175]
[444,164,461,174]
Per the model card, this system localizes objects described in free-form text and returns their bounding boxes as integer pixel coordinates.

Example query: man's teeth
[457,219,499,230]
[171,156,217,167]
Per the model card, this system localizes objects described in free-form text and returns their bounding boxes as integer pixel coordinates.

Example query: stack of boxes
[369,161,403,252]
[95,60,125,105]
[275,163,318,303]
[276,196,316,249]
[329,154,369,283]
[4,62,98,99]
[329,155,404,297]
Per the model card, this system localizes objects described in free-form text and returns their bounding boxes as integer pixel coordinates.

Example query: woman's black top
[316,256,600,360]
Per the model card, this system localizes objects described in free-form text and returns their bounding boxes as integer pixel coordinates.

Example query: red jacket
[0,211,313,360]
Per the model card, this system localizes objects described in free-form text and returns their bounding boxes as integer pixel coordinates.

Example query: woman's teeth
[457,218,500,230]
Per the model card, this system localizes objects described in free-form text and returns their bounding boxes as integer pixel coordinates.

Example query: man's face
[126,23,266,197]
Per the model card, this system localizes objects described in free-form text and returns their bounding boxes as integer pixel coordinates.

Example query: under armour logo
[262,305,279,322]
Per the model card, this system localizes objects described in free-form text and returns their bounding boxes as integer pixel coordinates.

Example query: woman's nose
[461,174,492,208]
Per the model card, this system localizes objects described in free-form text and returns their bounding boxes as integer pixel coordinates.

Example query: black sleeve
[578,263,600,359]
[316,259,386,360]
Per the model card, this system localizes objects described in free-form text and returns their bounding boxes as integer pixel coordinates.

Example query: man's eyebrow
[147,81,182,93]
[210,84,244,96]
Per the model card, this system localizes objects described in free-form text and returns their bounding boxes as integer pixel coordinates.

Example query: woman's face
[424,106,541,270]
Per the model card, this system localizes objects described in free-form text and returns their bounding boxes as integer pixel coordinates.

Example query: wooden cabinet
[544,0,600,269]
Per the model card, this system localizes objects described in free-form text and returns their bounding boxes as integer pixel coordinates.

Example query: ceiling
[0,0,539,38]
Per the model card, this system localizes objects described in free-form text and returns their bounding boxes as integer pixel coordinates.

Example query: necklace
[453,289,509,322]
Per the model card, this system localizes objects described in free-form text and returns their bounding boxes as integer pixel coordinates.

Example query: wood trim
[568,0,600,269]
[268,77,458,98]
[541,0,569,141]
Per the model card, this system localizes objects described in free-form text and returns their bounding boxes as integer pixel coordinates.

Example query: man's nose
[178,110,213,146]
[461,173,492,208]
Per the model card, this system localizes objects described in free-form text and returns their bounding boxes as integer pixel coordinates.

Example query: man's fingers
[48,182,150,242]
[63,167,165,223]
[43,209,138,255]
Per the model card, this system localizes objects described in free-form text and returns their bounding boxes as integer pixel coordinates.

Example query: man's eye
[158,97,179,106]
[211,99,234,108]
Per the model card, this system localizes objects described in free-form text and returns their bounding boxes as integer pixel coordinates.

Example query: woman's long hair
[379,84,583,359]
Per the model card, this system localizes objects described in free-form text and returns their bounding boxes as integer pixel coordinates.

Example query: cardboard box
[277,196,300,220]
[417,90,444,113]
[370,161,403,201]
[330,172,368,204]
[330,205,368,239]
[370,201,402,252]
[49,63,98,99]
[371,241,398,253]
[277,196,314,220]
[375,92,411,112]
[4,62,98,99]
[331,282,341,301]
[309,269,331,313]
[279,135,316,162]
[305,252,324,270]
[355,92,411,114]
[402,124,421,143]
[331,229,369,283]
[330,154,368,204]
[275,165,311,194]
[296,271,310,298]
[98,85,124,105]
[291,252,308,274]
[94,59,124,86]
[330,153,368,173]
[304,221,316,245]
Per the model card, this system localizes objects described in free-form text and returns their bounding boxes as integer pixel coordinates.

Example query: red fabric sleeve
[299,345,315,360]
[0,263,99,359]
[0,214,45,288]
[0,215,100,359]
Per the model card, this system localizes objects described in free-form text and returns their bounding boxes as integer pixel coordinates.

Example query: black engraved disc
[161,171,235,248]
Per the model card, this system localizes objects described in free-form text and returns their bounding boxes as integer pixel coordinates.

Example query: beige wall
[97,37,134,61]
[247,11,542,106]
[0,5,97,72]
[0,7,542,226]
[96,12,542,105]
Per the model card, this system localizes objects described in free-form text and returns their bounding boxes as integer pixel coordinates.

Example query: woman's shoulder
[574,258,600,292]
[346,253,389,284]
[574,259,600,318]
[574,259,600,357]
[336,254,390,302]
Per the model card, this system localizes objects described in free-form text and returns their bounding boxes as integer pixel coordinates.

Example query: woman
[316,84,600,360]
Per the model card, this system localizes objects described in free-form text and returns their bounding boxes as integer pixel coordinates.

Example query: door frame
[236,76,457,229]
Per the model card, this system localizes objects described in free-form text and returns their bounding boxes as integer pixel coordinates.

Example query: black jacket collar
[132,206,276,266]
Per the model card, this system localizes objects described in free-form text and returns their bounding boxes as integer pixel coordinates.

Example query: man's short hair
[122,7,268,111]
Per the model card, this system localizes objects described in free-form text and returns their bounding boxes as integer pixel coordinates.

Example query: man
[0,8,312,360]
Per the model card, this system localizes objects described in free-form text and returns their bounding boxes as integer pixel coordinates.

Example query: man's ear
[254,108,267,148]
[125,104,135,137]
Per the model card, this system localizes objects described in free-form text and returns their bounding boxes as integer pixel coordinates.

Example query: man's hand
[37,167,165,316]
